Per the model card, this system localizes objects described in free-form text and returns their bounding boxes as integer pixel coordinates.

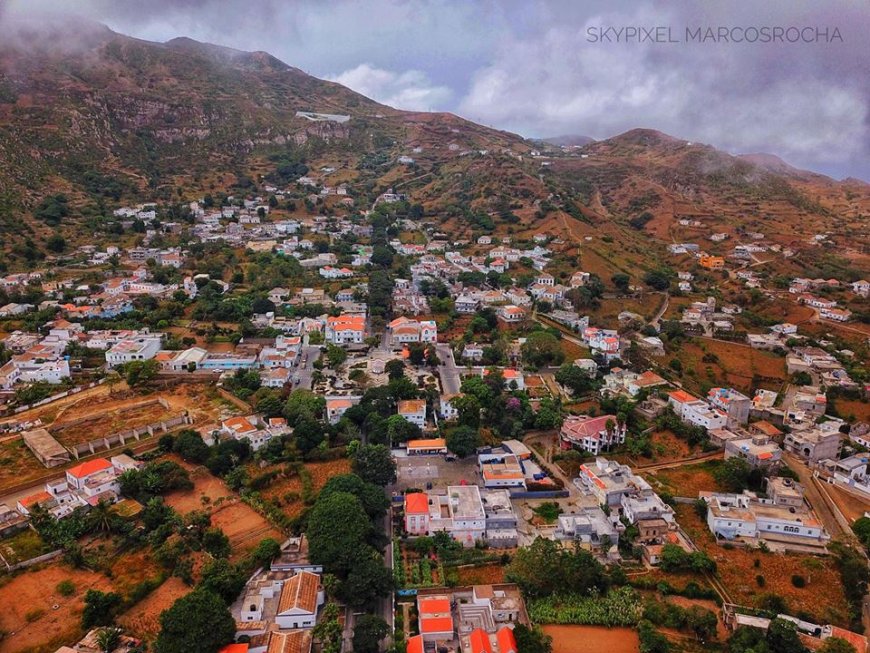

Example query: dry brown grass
[675,504,851,625]
[0,564,114,653]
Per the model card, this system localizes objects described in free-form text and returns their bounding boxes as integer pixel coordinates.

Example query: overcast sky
[4,0,869,180]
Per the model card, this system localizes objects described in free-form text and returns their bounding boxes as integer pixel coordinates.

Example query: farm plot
[255,459,352,520]
[394,544,445,589]
[0,528,53,566]
[643,460,724,498]
[0,437,51,493]
[543,625,640,653]
[50,396,176,448]
[117,577,192,640]
[665,339,787,394]
[674,504,850,626]
[164,463,282,559]
[0,563,115,653]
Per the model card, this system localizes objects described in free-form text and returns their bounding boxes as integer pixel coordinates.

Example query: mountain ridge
[0,21,866,276]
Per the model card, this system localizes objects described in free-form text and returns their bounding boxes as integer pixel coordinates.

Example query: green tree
[386,413,422,445]
[685,605,718,641]
[352,444,396,486]
[407,343,426,365]
[521,331,565,368]
[202,527,231,559]
[352,614,390,653]
[172,429,210,464]
[506,537,608,598]
[82,589,122,628]
[446,426,482,458]
[385,359,405,381]
[122,359,159,387]
[284,389,326,424]
[95,627,122,653]
[199,558,246,603]
[307,492,372,575]
[155,589,235,653]
[513,624,553,653]
[247,538,282,570]
[639,619,671,653]
[714,457,752,493]
[611,273,631,292]
[325,344,348,368]
[451,393,482,428]
[339,549,393,610]
[766,617,809,653]
[319,474,389,519]
[819,637,858,653]
[555,363,596,396]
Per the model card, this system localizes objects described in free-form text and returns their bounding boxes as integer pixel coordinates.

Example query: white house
[398,399,427,428]
[560,415,627,455]
[325,315,366,345]
[274,571,324,629]
[105,336,162,367]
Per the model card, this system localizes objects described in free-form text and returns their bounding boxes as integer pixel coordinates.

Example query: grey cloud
[3,0,868,179]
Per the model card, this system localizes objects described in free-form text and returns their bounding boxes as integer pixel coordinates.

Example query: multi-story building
[398,399,427,428]
[560,414,627,454]
[707,387,752,427]
[388,317,437,345]
[105,336,162,367]
[555,506,622,551]
[724,435,782,468]
[324,314,366,345]
[403,485,488,547]
[701,486,828,544]
[783,428,842,464]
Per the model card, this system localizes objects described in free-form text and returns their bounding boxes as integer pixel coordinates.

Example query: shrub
[56,579,76,596]
[756,575,766,587]
[791,575,806,588]
[25,608,45,623]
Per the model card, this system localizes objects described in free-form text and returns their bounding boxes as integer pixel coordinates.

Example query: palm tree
[95,626,122,653]
[87,500,115,534]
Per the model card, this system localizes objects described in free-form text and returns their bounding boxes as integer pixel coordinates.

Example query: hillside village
[0,18,868,653]
[0,159,867,653]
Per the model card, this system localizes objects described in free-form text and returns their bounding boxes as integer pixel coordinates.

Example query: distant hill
[539,134,595,147]
[0,19,866,278]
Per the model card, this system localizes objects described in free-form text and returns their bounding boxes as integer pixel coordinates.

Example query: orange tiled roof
[407,438,446,449]
[405,635,424,653]
[497,627,517,653]
[67,458,113,479]
[277,571,320,615]
[405,493,429,515]
[419,598,451,614]
[468,628,493,653]
[420,616,453,634]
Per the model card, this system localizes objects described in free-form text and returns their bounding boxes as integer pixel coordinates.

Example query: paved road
[650,292,670,328]
[341,510,395,652]
[783,452,851,539]
[436,343,461,395]
[293,345,321,390]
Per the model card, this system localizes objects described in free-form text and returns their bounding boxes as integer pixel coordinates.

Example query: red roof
[219,645,249,653]
[419,598,450,614]
[67,458,113,479]
[420,616,453,634]
[406,635,424,653]
[468,628,492,653]
[20,491,51,507]
[668,389,697,404]
[497,627,517,653]
[405,493,429,515]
